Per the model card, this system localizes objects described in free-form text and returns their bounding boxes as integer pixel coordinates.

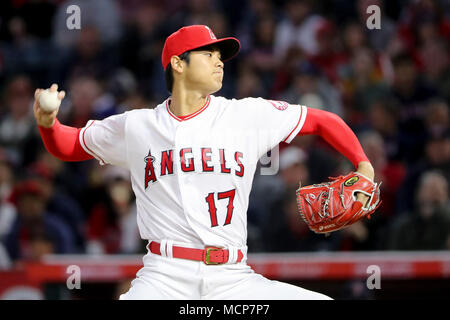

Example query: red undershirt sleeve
[299,107,369,169]
[38,118,93,162]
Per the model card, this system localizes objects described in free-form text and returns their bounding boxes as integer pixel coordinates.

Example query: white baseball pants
[119,242,332,300]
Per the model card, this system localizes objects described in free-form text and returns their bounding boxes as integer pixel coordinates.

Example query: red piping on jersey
[166,95,211,121]
[282,105,304,143]
[82,120,106,164]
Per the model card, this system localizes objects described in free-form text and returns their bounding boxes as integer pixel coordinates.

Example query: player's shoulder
[123,108,155,117]
[211,95,268,109]
[120,100,167,119]
[95,102,166,129]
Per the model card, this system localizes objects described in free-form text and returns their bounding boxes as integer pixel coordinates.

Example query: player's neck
[169,89,208,117]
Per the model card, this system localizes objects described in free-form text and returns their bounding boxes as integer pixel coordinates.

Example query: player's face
[183,49,224,95]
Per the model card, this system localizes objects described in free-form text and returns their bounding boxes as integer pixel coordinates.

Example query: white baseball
[39,89,61,112]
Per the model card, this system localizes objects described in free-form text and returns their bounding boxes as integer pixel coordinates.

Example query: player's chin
[208,80,222,94]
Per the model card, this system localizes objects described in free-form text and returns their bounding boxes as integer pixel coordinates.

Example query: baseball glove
[296,172,381,234]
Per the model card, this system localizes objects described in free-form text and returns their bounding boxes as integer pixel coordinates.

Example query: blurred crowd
[0,0,449,268]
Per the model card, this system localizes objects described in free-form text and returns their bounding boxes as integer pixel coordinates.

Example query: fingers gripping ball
[39,89,61,112]
[296,172,382,234]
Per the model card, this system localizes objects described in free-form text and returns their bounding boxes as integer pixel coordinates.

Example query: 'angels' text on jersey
[144,147,245,189]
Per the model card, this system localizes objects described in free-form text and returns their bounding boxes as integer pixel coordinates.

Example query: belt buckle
[204,247,223,265]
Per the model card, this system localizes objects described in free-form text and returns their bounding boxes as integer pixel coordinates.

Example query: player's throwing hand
[33,83,65,128]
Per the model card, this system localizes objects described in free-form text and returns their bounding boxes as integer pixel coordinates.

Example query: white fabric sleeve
[79,112,128,167]
[237,97,307,151]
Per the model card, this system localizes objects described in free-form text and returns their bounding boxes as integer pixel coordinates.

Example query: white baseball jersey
[79,95,307,248]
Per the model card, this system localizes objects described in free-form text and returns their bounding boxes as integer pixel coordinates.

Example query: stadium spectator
[262,186,340,252]
[0,150,16,248]
[0,148,14,203]
[337,131,406,251]
[390,52,437,163]
[280,61,343,116]
[340,47,389,123]
[342,21,370,57]
[85,166,142,255]
[419,40,450,103]
[166,0,218,32]
[387,171,450,250]
[356,0,397,52]
[234,66,266,99]
[52,0,122,49]
[0,75,40,167]
[309,20,348,85]
[249,146,312,249]
[360,131,406,218]
[241,15,279,94]
[2,180,76,262]
[118,1,166,100]
[61,75,104,128]
[367,97,403,161]
[236,0,278,54]
[256,146,339,251]
[274,0,326,60]
[54,26,120,86]
[396,128,450,214]
[26,161,86,253]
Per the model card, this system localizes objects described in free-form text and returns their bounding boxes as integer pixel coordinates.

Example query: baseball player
[34,25,375,299]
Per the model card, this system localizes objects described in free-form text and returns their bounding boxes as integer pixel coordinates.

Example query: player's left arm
[298,107,374,202]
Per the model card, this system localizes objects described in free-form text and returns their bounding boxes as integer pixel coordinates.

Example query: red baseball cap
[162,25,240,70]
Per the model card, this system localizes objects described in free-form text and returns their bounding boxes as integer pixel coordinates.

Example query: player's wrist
[37,116,58,129]
[356,161,374,181]
[37,119,55,128]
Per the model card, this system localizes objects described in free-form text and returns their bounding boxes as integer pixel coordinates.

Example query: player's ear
[170,56,185,74]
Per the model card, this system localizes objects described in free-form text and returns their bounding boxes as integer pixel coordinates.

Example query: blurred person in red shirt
[396,0,450,53]
[309,20,348,85]
[26,160,86,252]
[0,148,14,203]
[0,150,16,265]
[86,166,142,255]
[2,180,75,262]
[60,75,103,128]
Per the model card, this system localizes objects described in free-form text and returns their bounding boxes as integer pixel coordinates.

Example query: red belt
[149,241,244,265]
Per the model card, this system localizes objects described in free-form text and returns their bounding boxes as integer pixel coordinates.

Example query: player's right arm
[34,84,93,162]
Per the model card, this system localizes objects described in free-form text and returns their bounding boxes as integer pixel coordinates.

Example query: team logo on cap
[205,26,217,40]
